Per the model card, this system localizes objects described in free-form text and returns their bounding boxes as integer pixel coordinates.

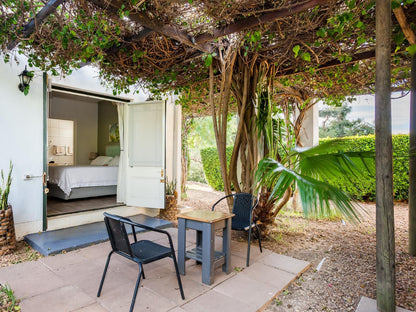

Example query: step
[25,214,172,256]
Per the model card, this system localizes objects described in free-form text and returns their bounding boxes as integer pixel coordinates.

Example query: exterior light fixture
[18,66,33,94]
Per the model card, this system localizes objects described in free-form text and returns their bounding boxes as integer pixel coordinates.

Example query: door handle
[42,172,47,186]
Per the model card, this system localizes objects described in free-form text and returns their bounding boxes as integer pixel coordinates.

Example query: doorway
[46,89,126,217]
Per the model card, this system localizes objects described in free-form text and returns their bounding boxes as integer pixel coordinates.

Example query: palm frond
[255,157,364,222]
[289,141,375,182]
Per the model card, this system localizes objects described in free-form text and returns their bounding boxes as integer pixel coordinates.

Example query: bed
[48,161,119,200]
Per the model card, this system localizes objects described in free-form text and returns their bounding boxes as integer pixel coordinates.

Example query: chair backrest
[104,213,133,257]
[231,193,257,228]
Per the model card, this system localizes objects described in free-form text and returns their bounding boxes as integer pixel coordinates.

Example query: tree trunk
[375,0,396,310]
[409,54,416,255]
[209,49,237,210]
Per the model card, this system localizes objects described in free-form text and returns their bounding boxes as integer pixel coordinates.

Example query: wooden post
[409,54,416,255]
[375,0,396,310]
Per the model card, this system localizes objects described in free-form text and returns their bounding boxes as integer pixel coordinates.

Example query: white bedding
[48,165,118,196]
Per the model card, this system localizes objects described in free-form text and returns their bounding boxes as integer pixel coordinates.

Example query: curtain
[116,103,126,203]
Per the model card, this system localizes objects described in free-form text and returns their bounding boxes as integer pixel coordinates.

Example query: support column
[297,103,319,147]
[375,0,396,310]
[409,54,416,255]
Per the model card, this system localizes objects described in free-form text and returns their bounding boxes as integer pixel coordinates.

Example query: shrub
[200,146,233,191]
[320,134,409,201]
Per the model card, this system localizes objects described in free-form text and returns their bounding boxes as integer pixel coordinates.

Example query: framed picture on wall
[109,122,120,143]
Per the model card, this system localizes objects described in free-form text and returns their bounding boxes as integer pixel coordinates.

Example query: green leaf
[391,0,401,9]
[301,52,311,62]
[293,45,300,57]
[317,28,326,38]
[406,44,416,56]
[204,54,213,67]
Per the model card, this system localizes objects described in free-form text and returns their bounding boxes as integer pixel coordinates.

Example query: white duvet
[48,165,118,196]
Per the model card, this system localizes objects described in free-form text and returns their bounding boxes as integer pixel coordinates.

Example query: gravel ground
[183,182,416,312]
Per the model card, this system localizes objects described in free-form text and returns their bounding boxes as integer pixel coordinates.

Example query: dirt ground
[2,182,415,311]
[182,182,416,312]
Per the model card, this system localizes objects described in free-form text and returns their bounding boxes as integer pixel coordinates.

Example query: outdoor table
[177,210,234,285]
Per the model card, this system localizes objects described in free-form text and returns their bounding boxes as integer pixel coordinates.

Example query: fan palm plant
[255,140,374,222]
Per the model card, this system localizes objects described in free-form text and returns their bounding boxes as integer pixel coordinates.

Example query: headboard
[105,145,120,157]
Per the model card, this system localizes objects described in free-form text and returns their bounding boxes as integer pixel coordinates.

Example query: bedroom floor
[47,195,124,217]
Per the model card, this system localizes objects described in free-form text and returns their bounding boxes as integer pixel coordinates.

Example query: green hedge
[201,135,410,201]
[200,146,233,191]
[320,134,409,201]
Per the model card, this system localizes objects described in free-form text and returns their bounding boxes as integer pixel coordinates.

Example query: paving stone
[20,285,94,312]
[180,289,257,312]
[230,241,272,263]
[213,273,277,308]
[180,262,235,288]
[259,252,310,275]
[0,260,66,299]
[71,303,110,312]
[98,282,176,312]
[355,297,413,312]
[240,261,296,289]
[143,269,209,305]
[167,307,187,312]
[49,257,104,285]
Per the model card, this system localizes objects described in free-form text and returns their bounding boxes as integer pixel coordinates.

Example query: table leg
[196,230,202,264]
[178,218,186,275]
[222,218,231,274]
[201,222,215,285]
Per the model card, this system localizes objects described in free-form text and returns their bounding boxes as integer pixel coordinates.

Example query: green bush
[320,134,409,201]
[200,146,233,191]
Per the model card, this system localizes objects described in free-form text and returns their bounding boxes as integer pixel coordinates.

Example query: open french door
[123,101,166,208]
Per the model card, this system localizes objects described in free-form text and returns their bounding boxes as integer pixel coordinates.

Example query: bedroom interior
[47,91,123,217]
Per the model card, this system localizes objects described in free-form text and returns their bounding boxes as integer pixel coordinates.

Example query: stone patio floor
[0,228,310,312]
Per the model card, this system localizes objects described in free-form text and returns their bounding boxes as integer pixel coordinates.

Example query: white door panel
[125,101,165,208]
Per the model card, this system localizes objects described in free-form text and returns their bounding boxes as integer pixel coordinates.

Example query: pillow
[108,155,120,167]
[90,156,113,166]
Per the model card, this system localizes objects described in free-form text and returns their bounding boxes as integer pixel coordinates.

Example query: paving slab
[259,252,311,275]
[20,285,95,312]
[355,296,413,312]
[3,228,311,312]
[24,214,172,256]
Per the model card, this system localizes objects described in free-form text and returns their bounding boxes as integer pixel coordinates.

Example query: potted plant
[159,178,178,221]
[0,162,16,255]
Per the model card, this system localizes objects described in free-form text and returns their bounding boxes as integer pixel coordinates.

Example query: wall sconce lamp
[18,66,33,93]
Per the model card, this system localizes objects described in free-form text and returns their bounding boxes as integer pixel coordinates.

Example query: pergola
[1,0,415,310]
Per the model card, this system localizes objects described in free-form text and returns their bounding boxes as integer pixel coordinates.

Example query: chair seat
[131,240,172,264]
[231,219,254,231]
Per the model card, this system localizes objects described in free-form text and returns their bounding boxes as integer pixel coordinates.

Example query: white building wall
[0,60,45,236]
[1,58,182,238]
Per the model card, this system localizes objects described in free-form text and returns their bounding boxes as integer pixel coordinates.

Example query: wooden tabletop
[177,210,234,223]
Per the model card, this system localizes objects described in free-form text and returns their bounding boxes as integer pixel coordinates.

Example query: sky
[319,92,411,134]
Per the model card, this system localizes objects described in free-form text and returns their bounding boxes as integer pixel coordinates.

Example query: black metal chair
[97,213,185,312]
[211,192,262,267]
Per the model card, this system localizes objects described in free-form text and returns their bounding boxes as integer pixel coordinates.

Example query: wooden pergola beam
[88,0,212,53]
[7,0,66,50]
[194,0,334,44]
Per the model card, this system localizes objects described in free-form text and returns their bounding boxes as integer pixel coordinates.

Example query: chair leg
[247,227,252,267]
[129,263,143,312]
[171,255,185,299]
[97,251,113,297]
[255,224,263,253]
[141,268,145,280]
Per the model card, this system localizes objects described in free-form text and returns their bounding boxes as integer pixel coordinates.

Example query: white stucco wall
[1,58,182,238]
[0,59,45,236]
